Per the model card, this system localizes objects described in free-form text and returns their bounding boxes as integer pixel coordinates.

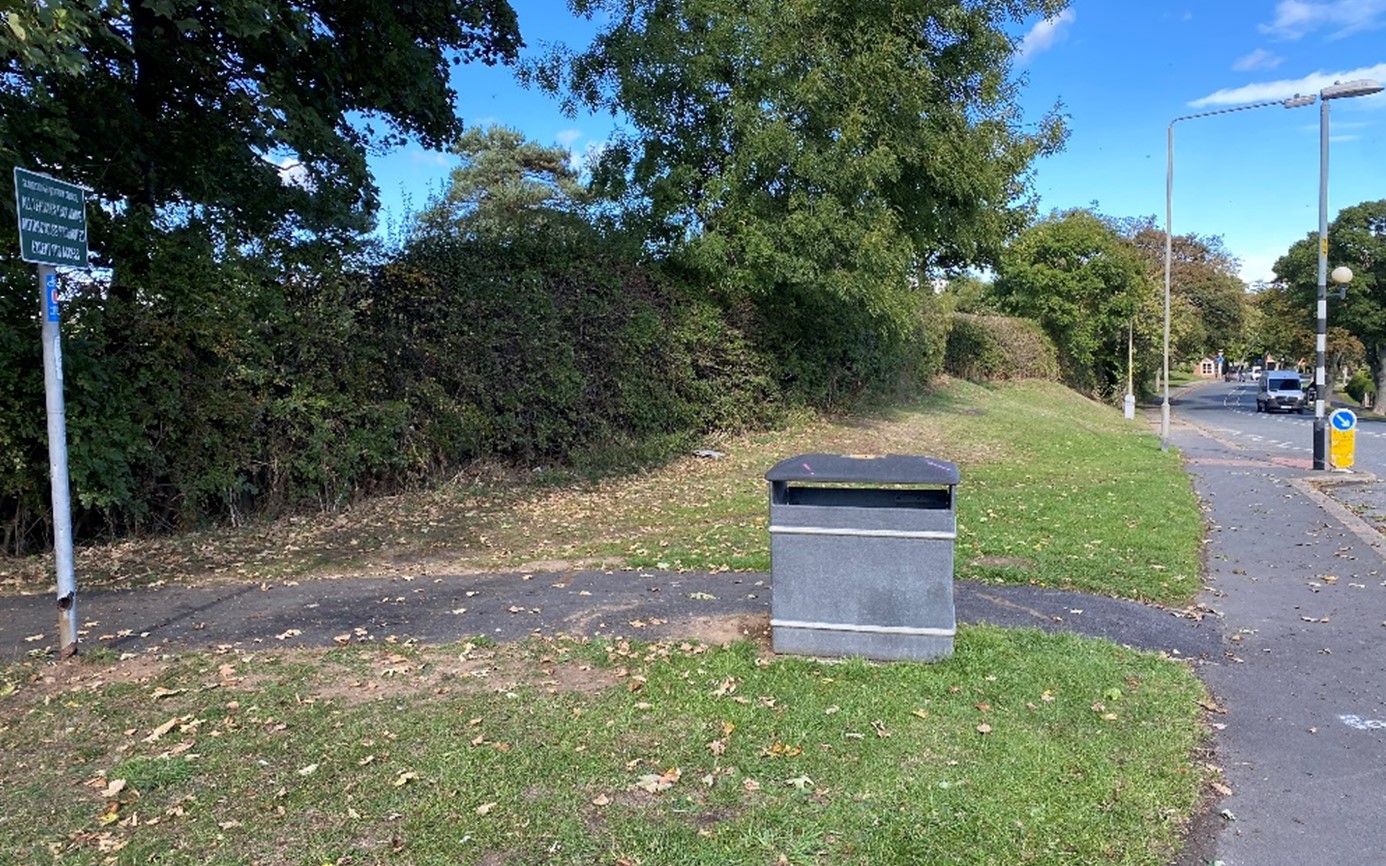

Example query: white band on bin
[768,526,955,540]
[770,619,956,637]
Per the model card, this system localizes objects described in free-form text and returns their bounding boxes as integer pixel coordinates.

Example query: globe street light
[1313,79,1384,470]
[1163,94,1316,450]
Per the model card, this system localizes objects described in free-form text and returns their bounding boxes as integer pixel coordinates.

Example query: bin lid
[765,453,959,486]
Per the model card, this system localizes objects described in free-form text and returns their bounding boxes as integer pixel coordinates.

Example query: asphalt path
[1,569,1219,663]
[1168,381,1386,865]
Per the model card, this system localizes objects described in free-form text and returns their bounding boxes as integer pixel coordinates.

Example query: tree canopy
[536,0,1065,271]
[527,0,1067,400]
[1123,220,1248,363]
[2,0,523,291]
[992,209,1154,396]
[413,125,592,241]
[1272,198,1386,395]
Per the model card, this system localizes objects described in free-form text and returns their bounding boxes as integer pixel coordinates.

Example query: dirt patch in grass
[674,612,772,649]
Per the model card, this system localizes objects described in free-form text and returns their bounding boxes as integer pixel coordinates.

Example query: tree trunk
[1376,344,1386,413]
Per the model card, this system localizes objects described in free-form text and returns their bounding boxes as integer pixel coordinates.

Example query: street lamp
[1162,94,1317,450]
[1313,79,1384,470]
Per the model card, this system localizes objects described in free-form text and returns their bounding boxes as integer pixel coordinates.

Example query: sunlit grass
[1,379,1202,607]
[0,627,1208,866]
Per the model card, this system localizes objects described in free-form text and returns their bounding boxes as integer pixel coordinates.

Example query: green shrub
[945,313,1059,382]
[1346,368,1375,405]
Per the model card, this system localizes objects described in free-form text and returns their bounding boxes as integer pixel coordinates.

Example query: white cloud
[1017,10,1076,63]
[1259,0,1386,40]
[1189,62,1386,106]
[555,129,583,149]
[409,149,454,170]
[1233,48,1284,71]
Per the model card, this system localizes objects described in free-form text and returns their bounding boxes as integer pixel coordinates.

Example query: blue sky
[371,1,1386,285]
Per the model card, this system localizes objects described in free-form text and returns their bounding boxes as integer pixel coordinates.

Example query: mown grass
[0,379,1203,607]
[0,626,1210,866]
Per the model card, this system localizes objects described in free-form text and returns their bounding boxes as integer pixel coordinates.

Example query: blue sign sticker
[1330,408,1357,432]
[45,273,59,322]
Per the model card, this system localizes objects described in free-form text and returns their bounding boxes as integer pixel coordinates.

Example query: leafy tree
[1271,199,1386,401]
[2,0,523,296]
[1123,220,1248,363]
[413,125,593,241]
[0,0,101,76]
[528,0,1067,402]
[992,210,1155,396]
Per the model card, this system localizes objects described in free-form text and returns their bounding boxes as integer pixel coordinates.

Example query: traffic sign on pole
[13,167,88,268]
[11,167,84,656]
[1330,408,1357,470]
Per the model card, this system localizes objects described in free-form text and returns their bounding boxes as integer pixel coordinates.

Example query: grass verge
[1,626,1210,866]
[0,379,1203,607]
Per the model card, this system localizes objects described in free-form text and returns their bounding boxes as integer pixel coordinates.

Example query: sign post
[14,167,87,657]
[1329,408,1357,470]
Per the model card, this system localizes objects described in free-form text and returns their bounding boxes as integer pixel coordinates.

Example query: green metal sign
[13,167,87,268]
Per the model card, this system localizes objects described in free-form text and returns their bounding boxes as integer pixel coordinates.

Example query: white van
[1256,371,1305,414]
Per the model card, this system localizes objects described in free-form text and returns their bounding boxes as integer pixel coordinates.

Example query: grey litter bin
[766,453,960,661]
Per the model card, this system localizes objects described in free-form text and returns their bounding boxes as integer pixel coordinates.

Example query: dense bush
[1346,368,1376,406]
[945,313,1060,382]
[0,222,786,553]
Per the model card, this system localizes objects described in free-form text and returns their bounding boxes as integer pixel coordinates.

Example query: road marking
[1338,714,1386,731]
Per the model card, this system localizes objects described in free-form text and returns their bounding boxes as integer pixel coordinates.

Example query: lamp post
[1162,94,1317,450]
[1313,79,1384,470]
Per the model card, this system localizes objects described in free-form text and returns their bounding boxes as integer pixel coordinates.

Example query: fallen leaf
[911,709,929,720]
[298,763,318,776]
[633,767,681,793]
[591,794,611,807]
[100,779,127,799]
[475,801,497,815]
[394,771,419,787]
[150,687,185,700]
[871,720,891,738]
[144,716,186,743]
[785,775,814,790]
[976,723,992,735]
[742,778,762,793]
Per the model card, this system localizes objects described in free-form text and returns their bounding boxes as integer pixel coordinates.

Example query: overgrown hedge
[944,313,1060,382]
[2,218,958,553]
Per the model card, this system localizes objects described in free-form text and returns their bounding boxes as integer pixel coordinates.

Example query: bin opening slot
[775,484,952,509]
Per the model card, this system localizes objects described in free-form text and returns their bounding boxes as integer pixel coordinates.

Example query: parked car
[1257,371,1306,413]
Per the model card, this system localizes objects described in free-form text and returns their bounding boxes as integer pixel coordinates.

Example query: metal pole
[39,264,78,656]
[1161,123,1173,450]
[1314,99,1329,470]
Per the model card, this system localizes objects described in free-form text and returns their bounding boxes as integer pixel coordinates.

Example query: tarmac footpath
[1169,414,1386,865]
